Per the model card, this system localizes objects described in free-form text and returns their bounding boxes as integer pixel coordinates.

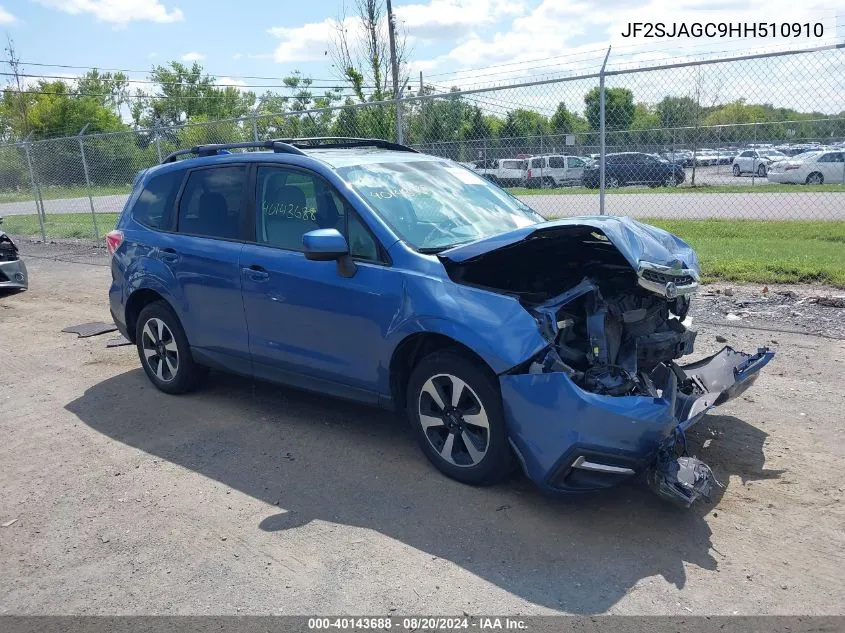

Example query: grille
[641,269,695,286]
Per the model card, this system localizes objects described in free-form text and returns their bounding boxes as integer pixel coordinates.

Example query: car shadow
[65,369,781,613]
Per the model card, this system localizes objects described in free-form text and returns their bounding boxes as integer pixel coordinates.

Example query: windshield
[337,160,543,251]
[765,150,787,157]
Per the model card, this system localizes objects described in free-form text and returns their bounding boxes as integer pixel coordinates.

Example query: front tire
[733,164,741,177]
[757,164,767,177]
[135,301,205,394]
[407,351,512,486]
[806,172,823,185]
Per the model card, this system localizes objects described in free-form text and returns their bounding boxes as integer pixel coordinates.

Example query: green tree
[549,102,586,135]
[584,87,635,131]
[655,96,698,129]
[500,109,548,139]
[132,62,257,128]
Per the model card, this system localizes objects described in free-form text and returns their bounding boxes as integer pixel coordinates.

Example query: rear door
[169,164,251,373]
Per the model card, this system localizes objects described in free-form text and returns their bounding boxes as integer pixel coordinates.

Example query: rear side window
[177,166,247,240]
[501,160,523,170]
[549,157,567,168]
[131,170,183,230]
[530,157,545,168]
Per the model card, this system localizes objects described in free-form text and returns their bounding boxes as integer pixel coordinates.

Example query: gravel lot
[1,250,844,615]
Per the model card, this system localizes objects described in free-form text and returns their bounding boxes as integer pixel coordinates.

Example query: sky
[1,0,844,115]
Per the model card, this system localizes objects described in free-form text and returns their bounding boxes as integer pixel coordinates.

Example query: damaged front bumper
[0,257,28,290]
[500,346,773,495]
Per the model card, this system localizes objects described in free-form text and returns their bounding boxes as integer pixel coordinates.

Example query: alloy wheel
[141,317,179,383]
[418,373,490,468]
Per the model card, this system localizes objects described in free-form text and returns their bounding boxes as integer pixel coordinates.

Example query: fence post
[154,126,163,163]
[599,46,611,215]
[22,133,47,243]
[77,123,100,243]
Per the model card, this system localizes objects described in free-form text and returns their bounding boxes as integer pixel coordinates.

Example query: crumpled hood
[438,215,700,275]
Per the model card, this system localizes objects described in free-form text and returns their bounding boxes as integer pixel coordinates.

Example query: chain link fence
[1,44,843,243]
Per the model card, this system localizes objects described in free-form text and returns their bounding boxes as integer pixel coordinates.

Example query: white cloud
[35,0,184,25]
[232,53,244,60]
[0,5,17,24]
[396,0,525,39]
[267,17,342,63]
[181,51,205,62]
[218,76,247,89]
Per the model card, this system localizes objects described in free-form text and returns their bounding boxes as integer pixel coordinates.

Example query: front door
[239,165,404,400]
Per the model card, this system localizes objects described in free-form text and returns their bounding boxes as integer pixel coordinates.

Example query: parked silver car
[0,217,28,292]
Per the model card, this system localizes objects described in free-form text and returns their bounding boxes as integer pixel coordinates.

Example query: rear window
[131,170,183,230]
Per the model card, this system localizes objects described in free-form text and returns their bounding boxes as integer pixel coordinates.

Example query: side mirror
[303,228,348,261]
[302,228,357,278]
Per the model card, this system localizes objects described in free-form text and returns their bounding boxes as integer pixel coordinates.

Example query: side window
[177,166,246,240]
[256,166,323,251]
[530,157,545,169]
[741,151,753,158]
[347,210,381,261]
[549,157,566,168]
[132,169,182,230]
[819,153,843,163]
[818,153,833,163]
[256,167,383,261]
[566,157,584,168]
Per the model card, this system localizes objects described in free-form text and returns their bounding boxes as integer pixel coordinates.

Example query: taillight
[105,230,124,256]
[784,164,799,171]
[527,169,532,178]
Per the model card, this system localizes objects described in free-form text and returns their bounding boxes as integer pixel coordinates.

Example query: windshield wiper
[418,238,477,254]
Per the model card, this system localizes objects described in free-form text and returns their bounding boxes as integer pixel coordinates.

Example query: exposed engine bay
[441,224,704,400]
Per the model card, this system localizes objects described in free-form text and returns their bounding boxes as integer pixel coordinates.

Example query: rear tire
[135,301,205,394]
[805,172,824,185]
[757,164,767,177]
[733,164,741,177]
[406,351,512,486]
[607,176,620,188]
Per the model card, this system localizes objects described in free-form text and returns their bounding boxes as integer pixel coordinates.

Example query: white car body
[767,150,845,185]
[474,158,528,187]
[733,149,788,176]
[527,154,588,187]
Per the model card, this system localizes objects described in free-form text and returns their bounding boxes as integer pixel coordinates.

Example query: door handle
[243,264,269,281]
[160,247,179,263]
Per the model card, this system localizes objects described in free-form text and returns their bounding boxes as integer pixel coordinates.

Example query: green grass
[4,213,843,287]
[508,183,845,195]
[2,212,119,239]
[645,219,845,287]
[0,185,131,204]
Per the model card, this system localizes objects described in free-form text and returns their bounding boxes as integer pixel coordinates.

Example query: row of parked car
[467,142,845,188]
[468,152,685,189]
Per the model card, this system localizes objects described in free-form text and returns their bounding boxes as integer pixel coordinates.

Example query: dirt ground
[1,249,844,615]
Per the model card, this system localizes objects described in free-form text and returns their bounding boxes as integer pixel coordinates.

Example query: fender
[123,254,186,327]
[383,279,549,376]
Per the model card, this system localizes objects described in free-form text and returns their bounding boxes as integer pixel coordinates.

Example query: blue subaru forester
[108,138,773,506]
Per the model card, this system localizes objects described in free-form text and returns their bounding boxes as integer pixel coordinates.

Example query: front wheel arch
[389,333,496,414]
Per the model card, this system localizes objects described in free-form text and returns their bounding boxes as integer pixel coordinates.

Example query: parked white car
[766,150,845,185]
[526,154,588,187]
[732,149,788,177]
[474,158,527,187]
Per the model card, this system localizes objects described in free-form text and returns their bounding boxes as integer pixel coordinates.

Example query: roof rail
[272,137,418,153]
[160,140,306,164]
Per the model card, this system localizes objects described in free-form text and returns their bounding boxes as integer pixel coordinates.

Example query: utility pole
[385,0,403,144]
[599,45,611,216]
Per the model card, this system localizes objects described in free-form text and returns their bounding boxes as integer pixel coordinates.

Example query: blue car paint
[440,215,699,273]
[110,146,773,495]
[501,347,774,491]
